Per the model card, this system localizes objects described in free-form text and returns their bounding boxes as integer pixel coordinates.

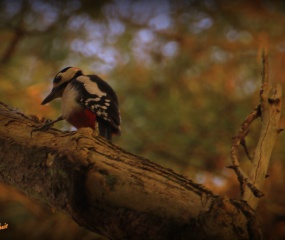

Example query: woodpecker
[38,67,121,141]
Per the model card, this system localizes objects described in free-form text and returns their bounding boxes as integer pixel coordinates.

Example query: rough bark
[227,52,282,209]
[242,53,282,209]
[0,102,261,240]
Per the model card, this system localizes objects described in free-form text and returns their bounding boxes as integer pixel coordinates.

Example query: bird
[37,67,121,141]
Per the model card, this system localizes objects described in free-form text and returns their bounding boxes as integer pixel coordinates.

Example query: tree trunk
[0,102,261,240]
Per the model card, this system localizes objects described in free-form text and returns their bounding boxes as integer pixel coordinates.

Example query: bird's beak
[41,88,59,105]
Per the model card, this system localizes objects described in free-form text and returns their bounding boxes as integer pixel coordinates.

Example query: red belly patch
[67,109,96,129]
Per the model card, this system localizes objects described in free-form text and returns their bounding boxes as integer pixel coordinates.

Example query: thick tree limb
[0,102,262,239]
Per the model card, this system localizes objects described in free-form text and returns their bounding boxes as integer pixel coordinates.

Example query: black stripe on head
[74,69,83,78]
[53,75,62,84]
[53,67,72,84]
[60,67,72,73]
[53,67,83,84]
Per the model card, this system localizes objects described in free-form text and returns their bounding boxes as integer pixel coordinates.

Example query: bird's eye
[53,75,62,84]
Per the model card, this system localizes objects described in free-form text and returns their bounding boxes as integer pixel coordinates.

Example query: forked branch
[228,51,283,209]
[228,106,262,198]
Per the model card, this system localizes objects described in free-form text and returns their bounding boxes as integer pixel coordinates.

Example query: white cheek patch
[77,76,107,97]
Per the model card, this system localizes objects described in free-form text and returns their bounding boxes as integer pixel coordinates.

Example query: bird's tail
[98,119,112,141]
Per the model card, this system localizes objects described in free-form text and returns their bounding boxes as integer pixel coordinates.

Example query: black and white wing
[74,75,121,138]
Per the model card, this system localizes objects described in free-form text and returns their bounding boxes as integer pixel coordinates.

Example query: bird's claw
[31,119,53,136]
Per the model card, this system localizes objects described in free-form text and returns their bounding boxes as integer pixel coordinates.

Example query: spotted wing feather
[72,75,121,136]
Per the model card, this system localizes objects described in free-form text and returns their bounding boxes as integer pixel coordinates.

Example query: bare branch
[229,52,283,207]
[240,137,254,161]
[228,106,262,197]
[241,52,282,209]
[261,49,269,85]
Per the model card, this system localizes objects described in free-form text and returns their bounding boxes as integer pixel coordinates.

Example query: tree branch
[228,52,282,209]
[242,53,282,208]
[0,102,261,239]
[228,106,262,198]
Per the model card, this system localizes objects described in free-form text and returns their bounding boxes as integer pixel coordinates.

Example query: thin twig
[240,132,253,161]
[261,49,269,85]
[228,106,262,197]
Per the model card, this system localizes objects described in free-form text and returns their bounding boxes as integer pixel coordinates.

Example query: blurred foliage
[0,0,285,239]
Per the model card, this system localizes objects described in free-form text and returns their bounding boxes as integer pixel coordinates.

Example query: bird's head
[41,67,83,105]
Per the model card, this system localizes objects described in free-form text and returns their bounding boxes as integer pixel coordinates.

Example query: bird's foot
[31,119,54,136]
